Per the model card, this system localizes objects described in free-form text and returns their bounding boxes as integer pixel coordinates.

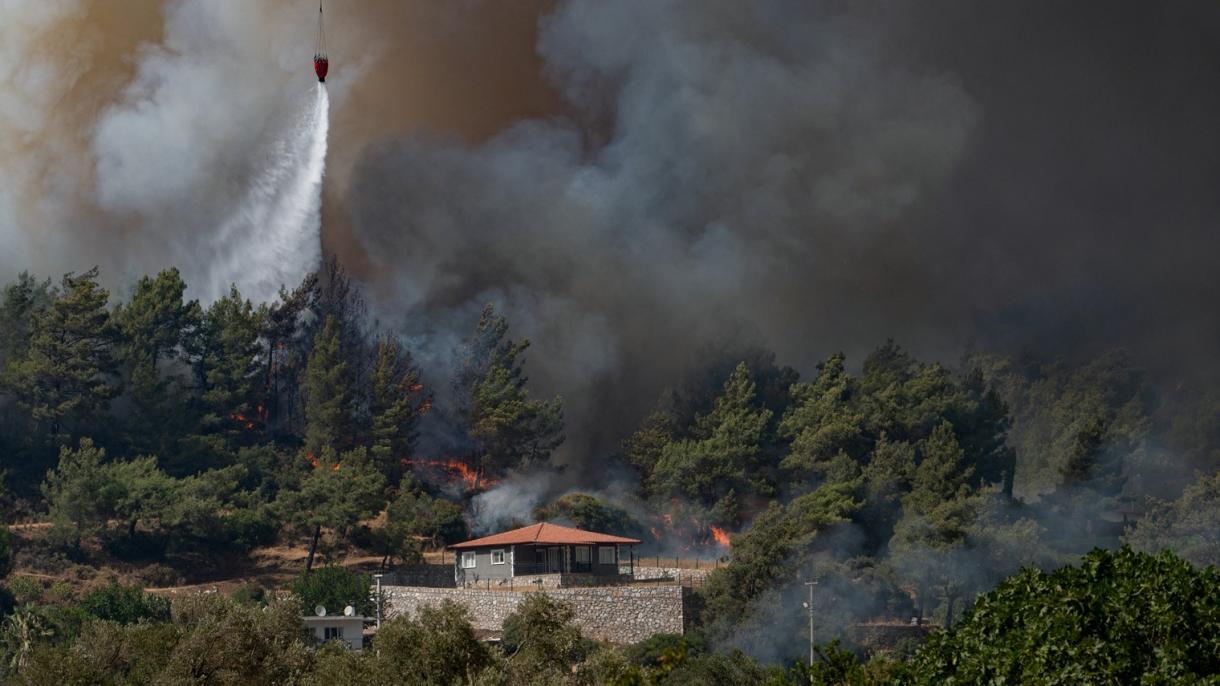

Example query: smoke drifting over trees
[1,1,1219,459]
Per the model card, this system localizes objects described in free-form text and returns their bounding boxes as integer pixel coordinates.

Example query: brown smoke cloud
[319,0,560,275]
[0,0,556,290]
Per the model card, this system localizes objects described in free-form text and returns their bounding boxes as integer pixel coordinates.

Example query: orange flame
[305,452,340,472]
[228,412,257,431]
[709,525,731,548]
[403,458,499,491]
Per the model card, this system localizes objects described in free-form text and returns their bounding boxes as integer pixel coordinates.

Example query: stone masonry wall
[383,585,688,644]
[631,566,715,585]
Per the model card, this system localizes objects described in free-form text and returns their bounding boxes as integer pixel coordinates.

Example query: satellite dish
[314,605,326,617]
[343,605,355,617]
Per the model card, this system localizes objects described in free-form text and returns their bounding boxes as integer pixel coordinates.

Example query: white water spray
[202,85,330,303]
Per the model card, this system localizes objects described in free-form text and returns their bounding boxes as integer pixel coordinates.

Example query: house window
[323,626,341,641]
[599,546,616,564]
[491,549,506,565]
[461,552,476,569]
[574,546,590,564]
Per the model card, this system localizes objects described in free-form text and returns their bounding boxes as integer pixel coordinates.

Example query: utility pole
[802,579,818,673]
[373,573,383,628]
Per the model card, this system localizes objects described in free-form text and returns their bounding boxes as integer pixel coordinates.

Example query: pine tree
[0,272,54,378]
[41,438,111,549]
[454,304,563,475]
[113,268,201,457]
[191,286,266,469]
[10,268,118,439]
[906,421,974,512]
[368,336,428,484]
[779,352,868,475]
[304,316,353,457]
[650,362,773,524]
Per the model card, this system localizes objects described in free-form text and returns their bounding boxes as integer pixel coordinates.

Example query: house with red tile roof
[448,522,642,585]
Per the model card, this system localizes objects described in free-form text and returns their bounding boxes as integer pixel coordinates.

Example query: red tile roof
[449,522,642,549]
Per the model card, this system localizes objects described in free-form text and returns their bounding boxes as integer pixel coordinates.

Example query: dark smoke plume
[348,0,1220,464]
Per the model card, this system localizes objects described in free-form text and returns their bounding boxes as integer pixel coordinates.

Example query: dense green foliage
[289,566,374,617]
[455,304,565,475]
[0,264,559,579]
[78,581,171,625]
[899,547,1220,684]
[385,482,468,550]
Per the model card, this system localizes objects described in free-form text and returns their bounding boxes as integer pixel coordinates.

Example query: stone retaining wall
[631,566,715,584]
[383,585,689,644]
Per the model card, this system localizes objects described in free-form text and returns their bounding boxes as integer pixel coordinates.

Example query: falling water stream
[202,84,330,303]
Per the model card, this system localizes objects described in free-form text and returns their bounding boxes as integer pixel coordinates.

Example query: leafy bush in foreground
[900,546,1220,684]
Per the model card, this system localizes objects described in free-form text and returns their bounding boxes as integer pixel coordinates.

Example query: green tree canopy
[289,565,374,617]
[9,268,118,439]
[900,547,1220,684]
[113,268,201,459]
[385,486,467,550]
[79,581,171,625]
[193,286,267,465]
[501,594,585,683]
[367,600,495,685]
[455,304,564,475]
[304,316,354,457]
[41,438,111,548]
[650,362,775,525]
[368,335,429,484]
[276,447,387,571]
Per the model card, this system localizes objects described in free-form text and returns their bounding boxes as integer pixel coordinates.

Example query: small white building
[302,607,369,651]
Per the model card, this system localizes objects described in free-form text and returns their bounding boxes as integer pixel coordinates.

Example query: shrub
[900,547,1220,684]
[7,576,42,605]
[289,566,373,617]
[230,583,268,607]
[103,531,168,561]
[138,563,181,588]
[223,507,279,552]
[79,581,171,624]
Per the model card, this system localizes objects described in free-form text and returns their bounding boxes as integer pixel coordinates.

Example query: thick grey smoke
[348,0,1220,463]
[351,0,977,462]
